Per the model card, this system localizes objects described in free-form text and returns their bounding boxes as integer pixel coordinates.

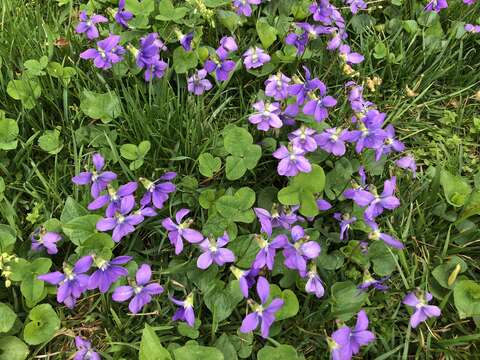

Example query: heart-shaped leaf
[269,285,299,320]
[199,153,222,177]
[257,345,300,360]
[453,280,480,319]
[0,336,29,360]
[256,18,277,49]
[62,214,102,246]
[216,187,255,223]
[23,304,60,345]
[0,303,17,333]
[80,90,121,123]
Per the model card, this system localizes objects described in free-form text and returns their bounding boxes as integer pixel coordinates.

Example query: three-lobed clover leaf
[38,128,63,155]
[215,187,256,223]
[7,79,42,109]
[120,140,151,170]
[198,153,222,178]
[278,164,326,217]
[223,126,262,181]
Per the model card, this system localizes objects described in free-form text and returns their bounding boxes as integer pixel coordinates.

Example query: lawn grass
[0,0,480,359]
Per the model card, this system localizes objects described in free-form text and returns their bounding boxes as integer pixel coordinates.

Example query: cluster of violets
[35,1,457,359]
[425,0,477,13]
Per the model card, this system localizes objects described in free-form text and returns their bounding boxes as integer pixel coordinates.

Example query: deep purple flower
[171,293,195,326]
[178,31,194,51]
[254,206,296,235]
[31,228,61,255]
[72,153,117,198]
[288,126,317,153]
[233,0,262,16]
[161,209,204,254]
[305,267,325,298]
[243,47,270,69]
[136,33,165,68]
[140,172,176,209]
[309,0,335,24]
[285,31,309,55]
[396,155,417,177]
[362,177,400,220]
[252,234,287,270]
[231,266,259,298]
[38,256,93,309]
[264,72,291,100]
[283,226,320,276]
[76,12,108,40]
[315,128,351,156]
[80,35,125,70]
[329,310,375,359]
[317,198,332,211]
[333,213,357,241]
[347,110,387,153]
[358,275,389,292]
[288,67,322,106]
[273,144,312,177]
[217,36,238,59]
[366,220,404,249]
[248,101,282,131]
[345,0,367,13]
[187,69,212,95]
[339,44,364,65]
[346,82,374,115]
[403,291,441,328]
[96,196,144,242]
[465,24,480,33]
[115,0,133,28]
[303,82,337,122]
[112,264,163,314]
[425,0,448,12]
[144,59,168,81]
[240,276,284,338]
[88,255,132,293]
[377,125,405,160]
[74,336,100,360]
[197,232,236,269]
[87,182,138,217]
[204,57,236,81]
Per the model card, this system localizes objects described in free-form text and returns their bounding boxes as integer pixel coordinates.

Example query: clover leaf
[198,153,222,178]
[120,140,151,170]
[0,111,19,150]
[223,126,262,180]
[215,187,256,223]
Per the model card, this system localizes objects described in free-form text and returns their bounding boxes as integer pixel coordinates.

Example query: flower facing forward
[112,264,163,314]
[161,209,204,254]
[283,225,320,276]
[74,336,100,360]
[80,35,125,70]
[243,47,270,69]
[197,232,236,269]
[76,11,108,40]
[273,144,312,177]
[240,276,284,338]
[30,228,61,255]
[403,291,441,328]
[72,153,117,198]
[140,172,176,209]
[88,255,132,293]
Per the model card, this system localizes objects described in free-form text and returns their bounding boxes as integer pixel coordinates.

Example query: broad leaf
[23,304,60,345]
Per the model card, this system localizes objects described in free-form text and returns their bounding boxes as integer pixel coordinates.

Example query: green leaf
[373,42,387,59]
[173,47,198,74]
[402,20,419,34]
[80,90,121,123]
[216,187,255,223]
[368,241,396,276]
[60,197,88,223]
[453,280,480,319]
[173,345,224,360]
[278,164,326,217]
[199,153,222,177]
[217,10,242,32]
[7,79,41,109]
[257,345,300,360]
[432,256,468,289]
[24,56,48,76]
[0,225,16,252]
[62,214,101,245]
[224,126,253,155]
[440,169,472,207]
[0,303,17,333]
[23,304,60,345]
[460,190,480,220]
[214,334,237,360]
[256,18,277,49]
[223,126,262,180]
[204,281,244,331]
[269,285,299,320]
[10,258,51,305]
[139,323,172,360]
[38,129,63,154]
[0,337,29,360]
[199,189,219,209]
[330,281,367,321]
[156,0,187,21]
[47,62,77,85]
[0,113,19,150]
[178,321,200,339]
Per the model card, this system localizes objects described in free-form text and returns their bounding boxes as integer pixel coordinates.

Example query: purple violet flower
[248,101,283,131]
[80,35,125,70]
[396,155,417,177]
[115,0,133,28]
[74,336,100,360]
[347,110,387,154]
[197,232,236,269]
[309,0,335,24]
[140,172,176,209]
[252,234,287,270]
[285,31,309,55]
[171,293,195,327]
[178,31,194,51]
[305,266,325,298]
[96,196,144,242]
[376,124,405,160]
[243,47,271,69]
[366,220,404,249]
[345,0,367,14]
[425,0,448,12]
[31,228,61,255]
[465,24,480,33]
[72,153,117,198]
[161,209,204,254]
[76,12,108,40]
[317,198,332,211]
[403,291,441,328]
[112,264,164,314]
[288,126,317,153]
[38,256,93,309]
[265,72,291,100]
[333,213,357,241]
[204,56,236,82]
[240,276,284,338]
[217,36,238,59]
[361,177,400,220]
[283,225,320,276]
[233,0,262,16]
[231,266,259,298]
[136,33,165,68]
[88,255,132,293]
[273,144,312,177]
[315,128,351,156]
[339,44,364,65]
[358,273,389,292]
[303,82,337,122]
[288,67,322,106]
[187,69,213,95]
[87,182,138,217]
[329,310,375,359]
